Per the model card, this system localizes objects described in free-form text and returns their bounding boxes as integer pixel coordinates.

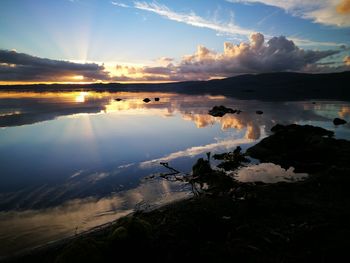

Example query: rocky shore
[6,124,350,263]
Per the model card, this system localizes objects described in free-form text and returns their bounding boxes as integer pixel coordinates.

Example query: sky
[0,0,350,83]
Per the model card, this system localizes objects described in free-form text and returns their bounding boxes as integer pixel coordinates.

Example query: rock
[154,98,160,101]
[115,98,122,101]
[246,124,350,174]
[192,158,212,177]
[256,110,263,115]
[208,105,237,117]
[143,98,151,103]
[333,118,347,125]
[213,146,250,171]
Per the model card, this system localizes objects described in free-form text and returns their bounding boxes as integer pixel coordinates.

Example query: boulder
[333,118,347,125]
[208,105,237,117]
[246,124,350,174]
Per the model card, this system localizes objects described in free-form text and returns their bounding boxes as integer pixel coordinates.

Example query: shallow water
[0,91,349,257]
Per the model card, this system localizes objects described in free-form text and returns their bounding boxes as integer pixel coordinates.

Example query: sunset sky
[0,0,350,83]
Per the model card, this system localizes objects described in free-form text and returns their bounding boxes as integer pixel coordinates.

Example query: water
[0,91,349,257]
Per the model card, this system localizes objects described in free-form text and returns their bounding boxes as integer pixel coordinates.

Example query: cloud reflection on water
[235,163,308,183]
[0,91,350,258]
[0,179,189,257]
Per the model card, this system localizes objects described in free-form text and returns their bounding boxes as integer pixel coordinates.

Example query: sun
[75,92,89,103]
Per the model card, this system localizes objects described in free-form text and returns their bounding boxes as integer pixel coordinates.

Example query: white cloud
[110,1,345,49]
[227,0,350,27]
[114,33,343,81]
[134,1,253,37]
[111,1,130,8]
[140,137,252,168]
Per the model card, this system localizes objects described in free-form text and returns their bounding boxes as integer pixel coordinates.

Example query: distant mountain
[1,71,350,101]
[183,71,350,100]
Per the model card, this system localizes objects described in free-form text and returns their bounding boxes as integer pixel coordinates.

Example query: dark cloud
[0,50,110,82]
[1,34,348,83]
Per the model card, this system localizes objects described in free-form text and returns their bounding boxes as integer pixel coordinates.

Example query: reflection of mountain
[1,71,350,100]
[0,92,347,210]
[0,91,331,131]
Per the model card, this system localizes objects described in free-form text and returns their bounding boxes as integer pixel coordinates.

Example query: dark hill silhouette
[1,71,350,101]
[184,71,350,100]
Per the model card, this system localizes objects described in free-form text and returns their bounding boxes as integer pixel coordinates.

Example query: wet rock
[209,105,237,117]
[256,110,263,115]
[270,124,285,133]
[115,98,122,101]
[333,118,347,125]
[154,98,160,101]
[143,98,151,103]
[213,146,250,171]
[247,124,350,174]
[192,158,212,177]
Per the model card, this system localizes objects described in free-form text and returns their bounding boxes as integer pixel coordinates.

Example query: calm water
[0,91,350,257]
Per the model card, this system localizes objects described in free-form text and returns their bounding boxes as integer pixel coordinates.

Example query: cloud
[0,50,110,82]
[111,1,130,8]
[133,1,253,37]
[227,0,350,27]
[140,137,252,168]
[110,1,345,49]
[1,34,347,83]
[344,55,350,65]
[115,33,342,81]
[157,57,174,66]
[337,0,350,14]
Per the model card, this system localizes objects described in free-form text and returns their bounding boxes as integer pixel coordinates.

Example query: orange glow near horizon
[0,80,179,85]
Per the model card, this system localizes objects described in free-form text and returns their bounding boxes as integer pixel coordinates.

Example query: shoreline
[1,71,350,101]
[5,123,350,262]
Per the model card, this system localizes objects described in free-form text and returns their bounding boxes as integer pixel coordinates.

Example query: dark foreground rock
[7,124,350,263]
[333,118,347,125]
[208,105,237,117]
[247,124,350,173]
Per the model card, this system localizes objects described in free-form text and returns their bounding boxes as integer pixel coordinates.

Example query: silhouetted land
[1,71,350,101]
[6,124,350,262]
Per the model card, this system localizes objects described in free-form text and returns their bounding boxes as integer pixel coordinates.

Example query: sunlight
[71,75,84,81]
[75,91,89,103]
